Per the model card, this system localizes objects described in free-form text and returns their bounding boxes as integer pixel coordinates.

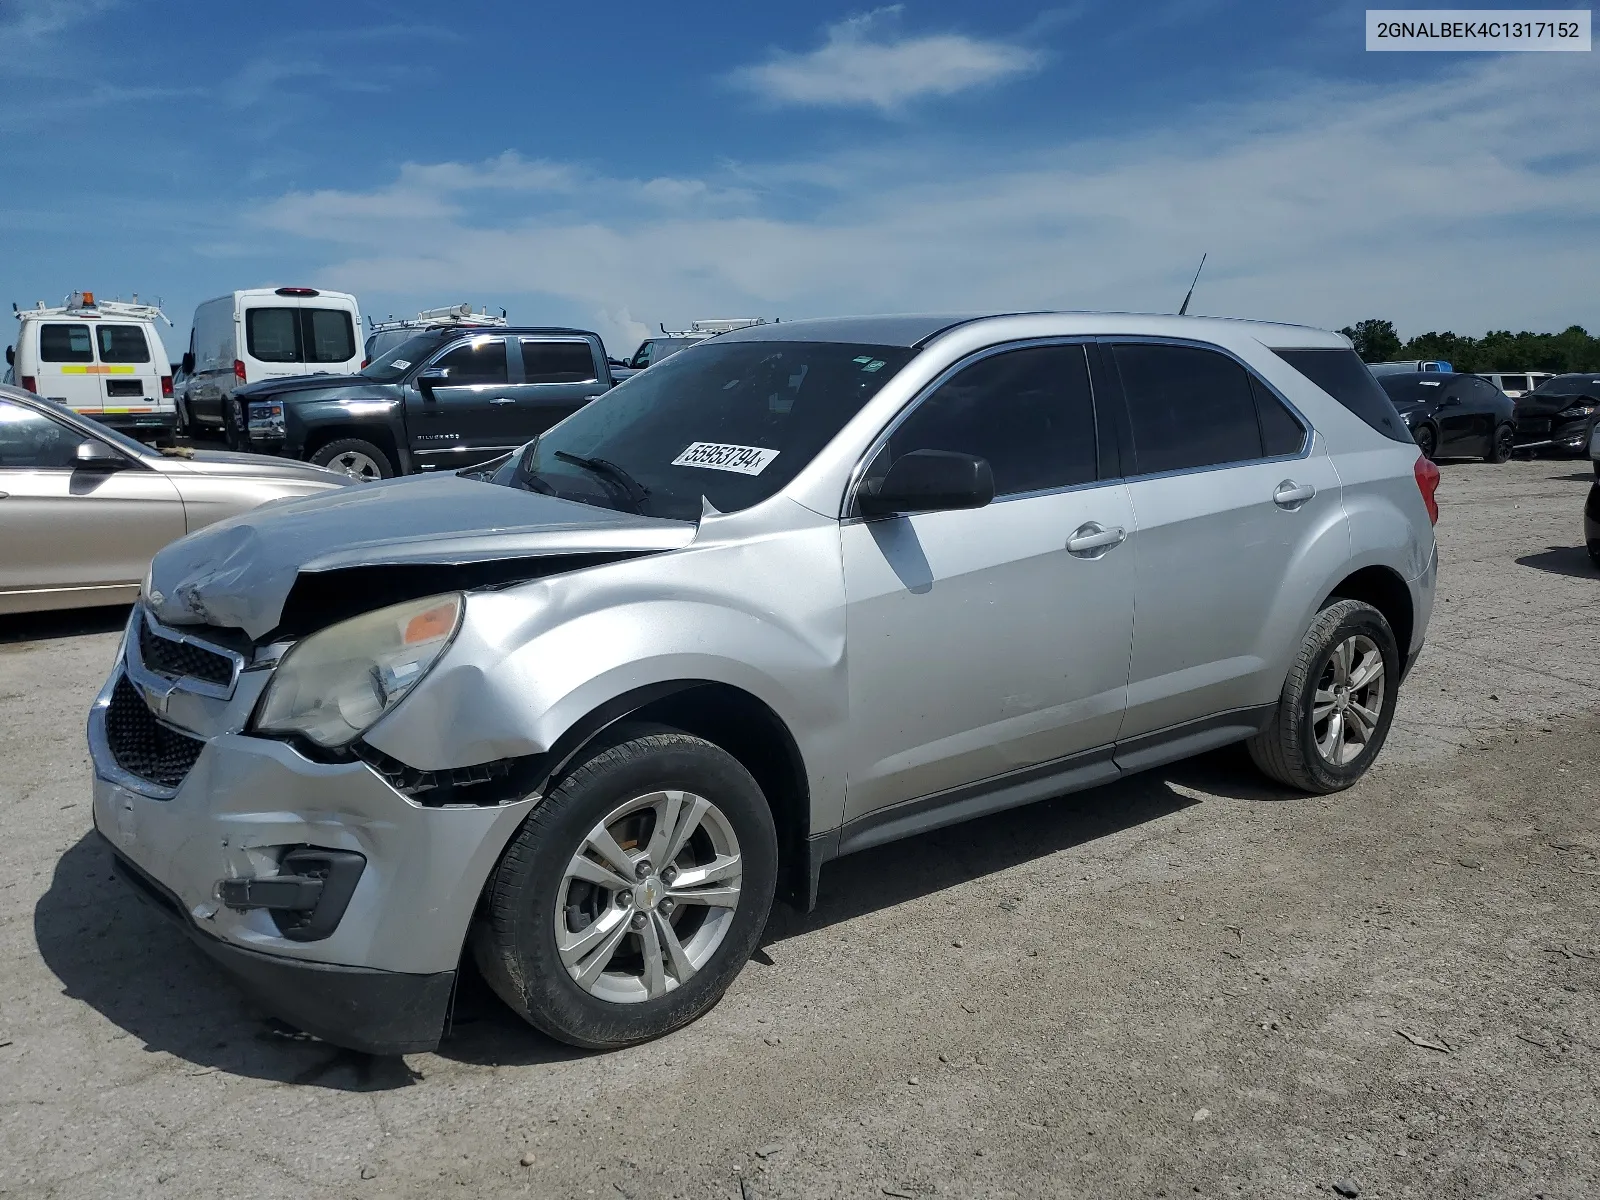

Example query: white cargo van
[6,292,176,440]
[182,287,361,437]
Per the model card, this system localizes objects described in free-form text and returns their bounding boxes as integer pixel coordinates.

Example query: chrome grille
[137,611,237,688]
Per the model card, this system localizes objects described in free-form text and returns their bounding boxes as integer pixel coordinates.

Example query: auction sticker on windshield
[671,442,780,475]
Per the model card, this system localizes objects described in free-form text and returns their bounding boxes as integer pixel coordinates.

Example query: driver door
[0,398,184,607]
[405,334,512,470]
[840,342,1135,826]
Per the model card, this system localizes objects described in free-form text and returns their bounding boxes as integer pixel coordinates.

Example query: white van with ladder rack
[6,292,176,440]
[363,304,507,365]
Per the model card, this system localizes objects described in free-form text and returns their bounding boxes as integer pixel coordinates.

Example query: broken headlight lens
[253,593,463,749]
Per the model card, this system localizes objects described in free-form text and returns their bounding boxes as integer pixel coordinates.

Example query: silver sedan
[0,383,349,615]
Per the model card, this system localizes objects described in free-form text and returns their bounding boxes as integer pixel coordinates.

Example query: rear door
[33,322,101,413]
[1108,339,1345,740]
[405,333,512,468]
[94,322,163,424]
[0,397,184,606]
[506,337,606,440]
[1435,377,1487,454]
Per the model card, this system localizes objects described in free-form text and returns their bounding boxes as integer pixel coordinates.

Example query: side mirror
[858,449,994,518]
[181,351,194,375]
[417,366,448,398]
[4,346,12,367]
[1440,395,1461,407]
[75,439,125,471]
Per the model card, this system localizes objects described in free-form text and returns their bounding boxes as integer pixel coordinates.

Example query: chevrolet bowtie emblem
[139,678,178,717]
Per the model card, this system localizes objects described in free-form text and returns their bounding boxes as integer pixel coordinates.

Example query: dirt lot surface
[2,459,1597,1200]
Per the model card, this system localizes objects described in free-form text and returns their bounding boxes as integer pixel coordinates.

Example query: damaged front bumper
[89,607,536,1055]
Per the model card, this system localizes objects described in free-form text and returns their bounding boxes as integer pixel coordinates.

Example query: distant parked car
[1512,373,1600,459]
[0,383,348,615]
[624,336,704,372]
[1376,371,1516,462]
[1482,371,1554,400]
[1369,359,1452,377]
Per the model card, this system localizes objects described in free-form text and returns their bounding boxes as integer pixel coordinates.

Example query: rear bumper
[105,839,454,1055]
[90,410,176,438]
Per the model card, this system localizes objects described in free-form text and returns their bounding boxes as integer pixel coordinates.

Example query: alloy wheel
[1311,634,1385,766]
[329,450,383,481]
[555,789,742,1004]
[1415,426,1437,460]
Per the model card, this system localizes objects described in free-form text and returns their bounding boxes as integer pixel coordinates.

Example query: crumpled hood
[145,473,697,639]
[1516,389,1598,419]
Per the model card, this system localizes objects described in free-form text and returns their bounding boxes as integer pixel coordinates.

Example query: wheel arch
[301,423,401,472]
[1323,565,1413,670]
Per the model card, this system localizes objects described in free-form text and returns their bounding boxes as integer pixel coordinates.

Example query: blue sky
[1,0,1596,360]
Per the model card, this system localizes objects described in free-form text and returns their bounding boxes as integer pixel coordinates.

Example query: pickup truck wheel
[1248,599,1400,795]
[472,724,778,1050]
[309,438,394,481]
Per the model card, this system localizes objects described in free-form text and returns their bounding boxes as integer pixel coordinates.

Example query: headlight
[1557,403,1597,420]
[248,401,285,435]
[253,594,463,749]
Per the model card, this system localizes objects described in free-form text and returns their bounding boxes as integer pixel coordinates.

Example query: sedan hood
[150,446,348,484]
[145,473,697,639]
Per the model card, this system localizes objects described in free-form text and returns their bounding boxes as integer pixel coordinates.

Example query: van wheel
[472,724,778,1050]
[310,438,394,481]
[1248,599,1400,794]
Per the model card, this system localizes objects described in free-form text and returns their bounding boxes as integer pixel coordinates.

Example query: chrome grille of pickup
[138,613,236,687]
[104,675,206,789]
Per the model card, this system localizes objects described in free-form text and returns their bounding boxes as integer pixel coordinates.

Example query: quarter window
[39,324,94,363]
[96,324,152,363]
[431,337,509,386]
[521,340,597,384]
[1113,343,1262,474]
[1252,378,1307,457]
[879,343,1099,498]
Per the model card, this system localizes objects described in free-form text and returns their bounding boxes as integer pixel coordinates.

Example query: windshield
[1530,374,1600,396]
[491,339,917,521]
[359,331,451,383]
[1377,374,1450,406]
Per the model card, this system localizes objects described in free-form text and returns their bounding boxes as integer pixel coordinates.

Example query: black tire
[1248,599,1401,794]
[309,438,395,480]
[1413,424,1437,461]
[1592,459,1599,480]
[1485,423,1514,464]
[173,395,191,438]
[472,724,778,1050]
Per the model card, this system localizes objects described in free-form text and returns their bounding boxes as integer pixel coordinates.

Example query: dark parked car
[227,327,618,480]
[1376,372,1516,462]
[1512,373,1600,459]
[1586,481,1600,568]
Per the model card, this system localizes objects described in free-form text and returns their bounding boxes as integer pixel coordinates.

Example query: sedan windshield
[360,331,452,383]
[492,340,917,521]
[1529,374,1600,397]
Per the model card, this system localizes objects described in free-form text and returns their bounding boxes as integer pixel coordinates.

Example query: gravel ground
[1,458,1597,1200]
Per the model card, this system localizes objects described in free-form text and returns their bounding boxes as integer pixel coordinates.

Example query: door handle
[1273,480,1315,509]
[489,397,516,405]
[1066,522,1127,557]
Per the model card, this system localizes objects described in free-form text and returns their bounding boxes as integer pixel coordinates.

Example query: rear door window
[1274,348,1413,443]
[1112,343,1263,474]
[303,308,355,363]
[1498,374,1528,392]
[521,340,597,384]
[246,308,300,362]
[431,337,509,385]
[39,324,94,363]
[246,307,356,363]
[96,324,152,363]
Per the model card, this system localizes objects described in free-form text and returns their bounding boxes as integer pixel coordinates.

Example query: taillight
[1413,454,1440,525]
[360,358,370,368]
[160,375,173,398]
[21,375,37,393]
[233,359,247,381]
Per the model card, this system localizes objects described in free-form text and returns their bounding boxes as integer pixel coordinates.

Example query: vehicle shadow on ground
[0,604,129,646]
[36,749,1271,1084]
[1516,546,1597,579]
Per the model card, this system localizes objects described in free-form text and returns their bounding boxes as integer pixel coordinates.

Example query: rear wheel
[1249,599,1400,794]
[472,725,778,1049]
[1413,424,1438,461]
[309,438,394,480]
[1485,423,1514,464]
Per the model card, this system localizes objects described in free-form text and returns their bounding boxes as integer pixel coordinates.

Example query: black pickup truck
[227,327,618,479]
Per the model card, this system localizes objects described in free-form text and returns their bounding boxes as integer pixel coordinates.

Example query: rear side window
[246,308,299,362]
[883,343,1099,497]
[96,324,151,363]
[39,323,94,363]
[431,337,509,385]
[521,340,597,384]
[1113,343,1262,474]
[1274,348,1412,443]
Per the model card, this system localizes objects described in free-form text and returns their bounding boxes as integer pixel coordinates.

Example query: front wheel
[309,438,395,480]
[1249,599,1400,794]
[1485,423,1514,464]
[472,725,778,1050]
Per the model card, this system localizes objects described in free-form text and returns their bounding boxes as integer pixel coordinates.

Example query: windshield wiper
[553,450,651,512]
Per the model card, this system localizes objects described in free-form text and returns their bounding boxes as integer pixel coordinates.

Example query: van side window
[1113,343,1262,474]
[97,325,152,363]
[39,324,94,363]
[246,308,300,362]
[881,343,1099,497]
[522,340,598,384]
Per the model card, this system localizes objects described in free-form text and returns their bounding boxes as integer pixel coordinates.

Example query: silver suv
[90,313,1439,1055]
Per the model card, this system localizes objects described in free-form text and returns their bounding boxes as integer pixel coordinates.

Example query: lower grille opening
[104,675,206,789]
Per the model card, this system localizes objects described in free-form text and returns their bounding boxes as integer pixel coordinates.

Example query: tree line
[1340,319,1600,373]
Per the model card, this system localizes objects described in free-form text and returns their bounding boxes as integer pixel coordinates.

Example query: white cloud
[253,54,1600,352]
[730,6,1042,112]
